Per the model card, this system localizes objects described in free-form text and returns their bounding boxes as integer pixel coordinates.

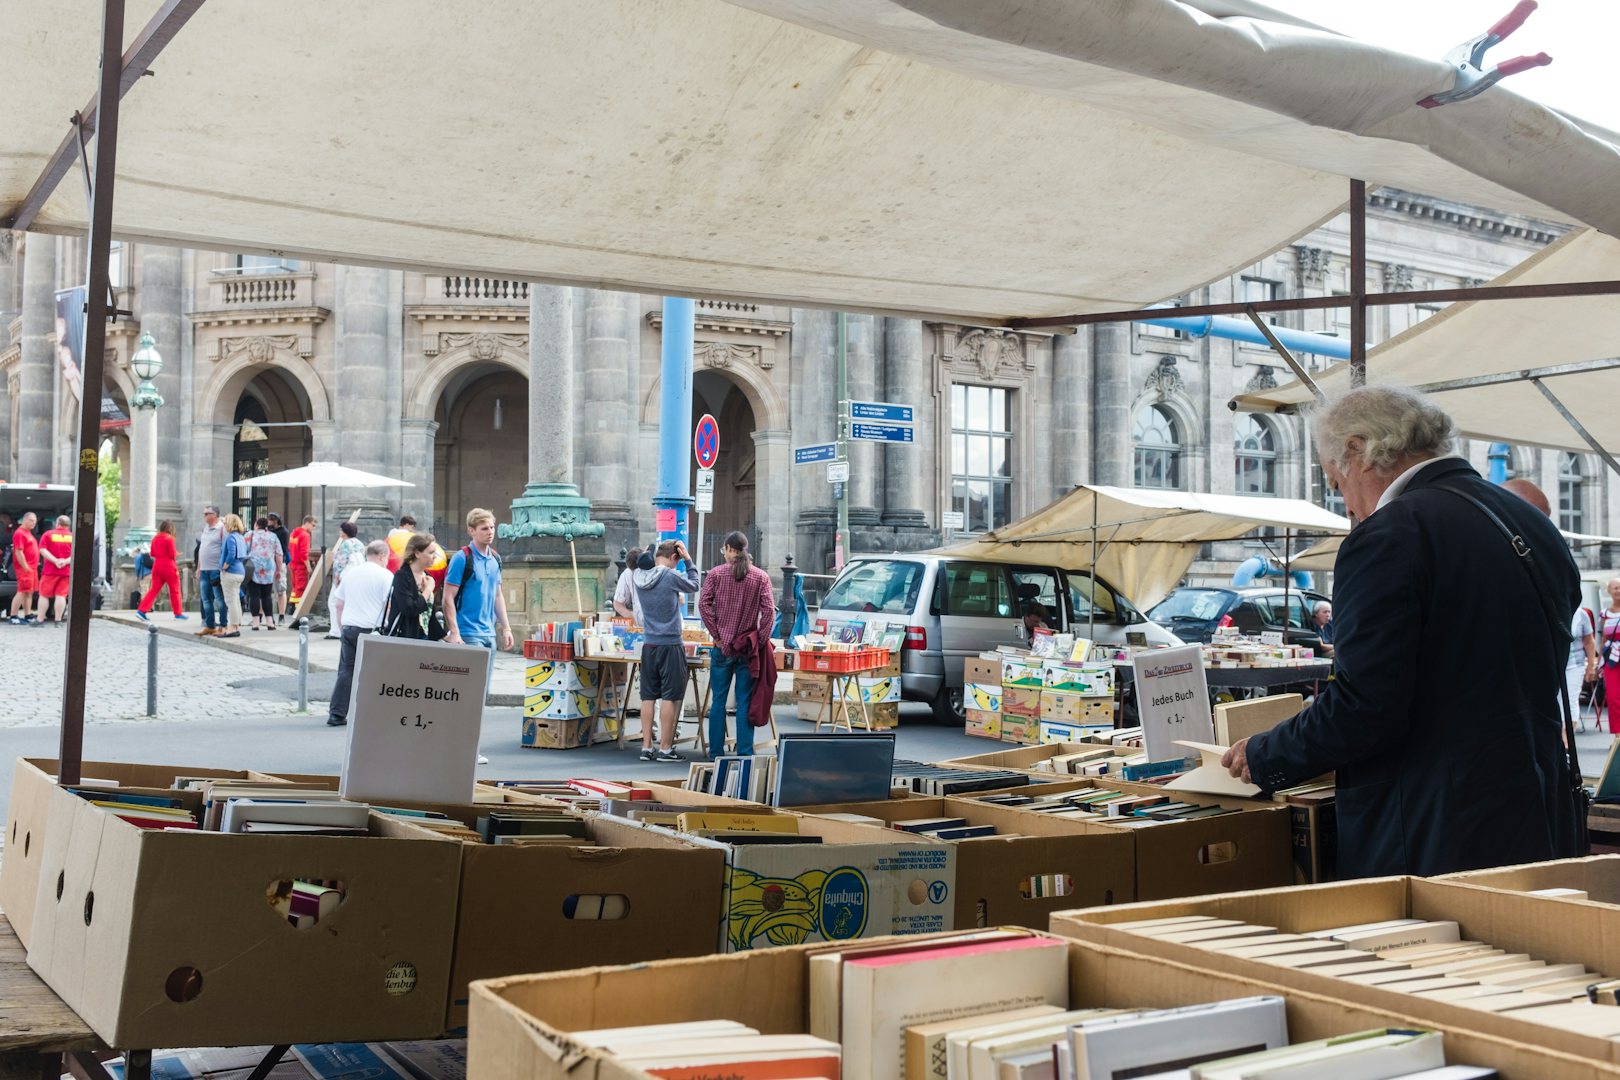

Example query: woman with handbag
[1600,579,1620,734]
[383,533,440,639]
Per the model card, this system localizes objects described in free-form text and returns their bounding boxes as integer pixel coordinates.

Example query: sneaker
[638,747,657,761]
[476,754,489,765]
[134,610,149,622]
[326,716,347,727]
[655,748,682,762]
[174,613,189,621]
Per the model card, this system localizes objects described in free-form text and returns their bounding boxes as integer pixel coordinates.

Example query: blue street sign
[849,400,915,424]
[850,422,915,444]
[794,442,838,464]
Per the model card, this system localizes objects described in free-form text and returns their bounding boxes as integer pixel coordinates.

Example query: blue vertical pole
[654,297,695,567]
[1487,442,1511,484]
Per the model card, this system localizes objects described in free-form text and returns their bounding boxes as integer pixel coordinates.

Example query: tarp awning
[4,0,1618,322]
[1290,524,1620,572]
[1234,229,1620,452]
[938,484,1351,608]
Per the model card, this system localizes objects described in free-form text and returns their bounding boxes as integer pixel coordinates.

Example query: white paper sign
[695,488,714,514]
[340,635,492,805]
[1132,644,1213,763]
[1259,631,1284,646]
[942,510,966,530]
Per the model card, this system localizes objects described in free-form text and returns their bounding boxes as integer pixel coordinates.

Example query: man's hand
[1221,737,1253,784]
[499,625,515,651]
[445,629,462,645]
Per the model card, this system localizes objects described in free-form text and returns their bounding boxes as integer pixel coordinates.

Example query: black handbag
[1436,483,1590,856]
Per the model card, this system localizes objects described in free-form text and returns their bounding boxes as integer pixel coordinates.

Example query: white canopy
[1290,524,1620,572]
[1235,229,1620,453]
[939,484,1350,608]
[226,462,412,491]
[5,0,1618,322]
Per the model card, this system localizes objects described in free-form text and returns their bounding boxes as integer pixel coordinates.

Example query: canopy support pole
[1281,528,1293,647]
[1529,379,1620,480]
[1350,179,1367,386]
[1242,308,1325,402]
[58,0,130,786]
[1088,497,1097,646]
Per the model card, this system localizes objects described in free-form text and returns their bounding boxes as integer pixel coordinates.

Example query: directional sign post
[794,442,837,465]
[850,422,915,444]
[849,400,915,425]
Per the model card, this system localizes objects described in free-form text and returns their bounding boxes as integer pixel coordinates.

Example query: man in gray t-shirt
[194,506,227,634]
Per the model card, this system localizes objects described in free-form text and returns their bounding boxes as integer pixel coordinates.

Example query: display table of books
[790,648,895,733]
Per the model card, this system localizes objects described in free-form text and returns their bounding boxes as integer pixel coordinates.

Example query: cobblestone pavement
[0,618,337,725]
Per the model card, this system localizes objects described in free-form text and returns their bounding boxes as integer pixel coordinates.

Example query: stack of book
[267,879,346,929]
[889,816,1007,841]
[571,1020,841,1078]
[893,762,1042,797]
[473,808,591,846]
[975,788,1238,826]
[199,782,372,835]
[687,755,776,803]
[1113,915,1620,1034]
[65,787,198,830]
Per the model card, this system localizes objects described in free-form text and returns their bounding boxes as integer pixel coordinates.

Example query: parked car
[1146,585,1332,651]
[815,555,1182,723]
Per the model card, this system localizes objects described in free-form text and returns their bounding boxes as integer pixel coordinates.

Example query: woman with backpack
[217,514,248,638]
[246,517,285,631]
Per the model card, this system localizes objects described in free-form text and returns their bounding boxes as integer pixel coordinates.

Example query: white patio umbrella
[228,461,414,553]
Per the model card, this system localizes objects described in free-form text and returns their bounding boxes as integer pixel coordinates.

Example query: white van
[814,555,1181,722]
[0,483,78,606]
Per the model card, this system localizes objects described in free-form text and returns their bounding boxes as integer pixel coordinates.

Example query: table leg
[245,1046,291,1080]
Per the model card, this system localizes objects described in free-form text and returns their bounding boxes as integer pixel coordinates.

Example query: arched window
[1234,415,1278,496]
[1559,452,1587,534]
[1133,405,1182,489]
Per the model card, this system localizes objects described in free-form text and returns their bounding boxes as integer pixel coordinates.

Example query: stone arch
[640,349,787,434]
[200,345,331,427]
[407,334,527,419]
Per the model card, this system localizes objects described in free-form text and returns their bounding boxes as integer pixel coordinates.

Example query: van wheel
[932,686,965,725]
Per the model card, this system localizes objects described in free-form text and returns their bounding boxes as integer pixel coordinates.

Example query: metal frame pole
[835,312,850,570]
[58,0,129,786]
[1349,179,1367,387]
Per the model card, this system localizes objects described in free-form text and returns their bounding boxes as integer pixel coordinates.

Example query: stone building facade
[0,189,1612,613]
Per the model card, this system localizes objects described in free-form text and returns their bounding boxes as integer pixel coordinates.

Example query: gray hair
[1313,601,1332,615]
[365,540,390,559]
[1311,385,1456,473]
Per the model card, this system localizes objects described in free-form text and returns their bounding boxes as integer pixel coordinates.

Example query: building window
[1414,304,1443,325]
[1234,415,1278,496]
[231,254,297,274]
[950,384,1013,532]
[1560,453,1587,534]
[107,242,126,290]
[1140,297,1185,339]
[1242,276,1281,325]
[1314,460,1346,517]
[1133,404,1182,489]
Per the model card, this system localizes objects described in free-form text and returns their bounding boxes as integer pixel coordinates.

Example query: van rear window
[822,561,924,615]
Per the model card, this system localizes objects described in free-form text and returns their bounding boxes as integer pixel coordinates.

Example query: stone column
[881,317,931,527]
[529,286,576,488]
[0,231,17,350]
[580,288,638,540]
[398,418,439,528]
[139,245,187,522]
[790,308,838,571]
[845,314,881,520]
[15,234,57,482]
[751,429,792,569]
[1091,322,1134,488]
[334,264,397,540]
[1052,331,1093,495]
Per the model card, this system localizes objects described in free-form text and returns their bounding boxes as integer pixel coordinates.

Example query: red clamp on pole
[1417,0,1552,108]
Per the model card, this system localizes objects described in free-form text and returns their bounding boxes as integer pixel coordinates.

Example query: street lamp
[121,331,165,557]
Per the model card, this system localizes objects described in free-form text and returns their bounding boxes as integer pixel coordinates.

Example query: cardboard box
[999,713,1040,745]
[0,758,316,947]
[1040,690,1114,724]
[791,796,1134,927]
[523,686,597,721]
[1214,694,1303,746]
[23,761,461,1048]
[1038,718,1114,744]
[1001,658,1045,688]
[940,741,1115,774]
[1041,661,1115,695]
[1001,686,1042,719]
[963,657,1003,686]
[839,674,902,705]
[964,709,1002,740]
[674,814,958,951]
[521,716,595,749]
[793,674,832,704]
[965,681,1002,714]
[389,803,724,1029]
[1437,854,1620,902]
[467,931,1620,1080]
[1284,789,1338,885]
[523,659,600,693]
[954,777,1292,901]
[1051,872,1620,1066]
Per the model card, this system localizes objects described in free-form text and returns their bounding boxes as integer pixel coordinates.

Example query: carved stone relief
[1293,245,1333,288]
[694,341,762,370]
[1245,365,1279,393]
[1143,356,1184,400]
[215,333,309,363]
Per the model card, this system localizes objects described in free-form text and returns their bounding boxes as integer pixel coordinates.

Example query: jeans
[198,570,226,628]
[464,634,496,707]
[707,647,754,757]
[329,624,376,722]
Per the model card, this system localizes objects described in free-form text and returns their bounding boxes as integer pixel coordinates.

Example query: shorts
[639,644,689,703]
[13,569,36,593]
[38,576,69,598]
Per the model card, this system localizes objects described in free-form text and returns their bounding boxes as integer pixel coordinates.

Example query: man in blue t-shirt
[443,507,515,657]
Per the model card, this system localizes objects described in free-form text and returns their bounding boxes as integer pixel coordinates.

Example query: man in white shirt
[326,541,394,728]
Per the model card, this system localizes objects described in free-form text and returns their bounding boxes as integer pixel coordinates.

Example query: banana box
[839,674,901,705]
[1001,658,1045,688]
[965,682,1002,714]
[690,816,957,950]
[1000,713,1039,745]
[965,709,1002,740]
[1041,661,1115,695]
[1002,686,1042,719]
[1039,691,1114,724]
[523,686,598,721]
[524,659,601,694]
[1039,718,1114,744]
[521,716,594,750]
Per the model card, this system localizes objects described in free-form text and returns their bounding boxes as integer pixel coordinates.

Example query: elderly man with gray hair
[1224,385,1583,877]
[325,540,395,728]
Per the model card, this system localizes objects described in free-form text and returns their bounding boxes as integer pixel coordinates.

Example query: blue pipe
[1139,314,1351,360]
[654,297,695,559]
[1487,442,1511,484]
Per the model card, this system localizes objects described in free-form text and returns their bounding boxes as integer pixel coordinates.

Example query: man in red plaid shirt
[698,531,776,757]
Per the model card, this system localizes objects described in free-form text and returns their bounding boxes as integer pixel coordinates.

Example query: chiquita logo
[819,866,869,940]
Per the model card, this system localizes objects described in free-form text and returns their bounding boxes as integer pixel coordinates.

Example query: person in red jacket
[136,520,186,620]
[288,515,315,603]
[36,515,74,625]
[7,513,39,625]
